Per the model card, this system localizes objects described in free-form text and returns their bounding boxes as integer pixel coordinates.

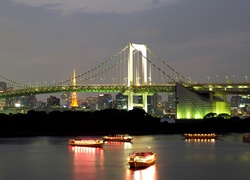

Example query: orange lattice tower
[70,69,79,107]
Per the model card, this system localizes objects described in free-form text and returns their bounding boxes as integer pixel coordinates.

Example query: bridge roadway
[184,83,250,94]
[1,83,250,98]
[0,84,176,98]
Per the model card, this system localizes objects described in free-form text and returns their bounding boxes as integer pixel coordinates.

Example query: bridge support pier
[127,92,148,112]
[142,93,148,112]
[128,93,133,111]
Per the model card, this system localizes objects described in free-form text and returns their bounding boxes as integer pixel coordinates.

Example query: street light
[175,77,179,82]
[161,77,164,84]
[245,76,248,83]
[148,77,152,85]
[101,78,105,84]
[135,77,141,85]
[207,76,210,83]
[123,77,128,85]
[226,76,228,83]
[216,75,218,83]
[112,78,116,84]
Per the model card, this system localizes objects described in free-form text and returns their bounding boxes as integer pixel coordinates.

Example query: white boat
[127,151,157,169]
[68,139,104,147]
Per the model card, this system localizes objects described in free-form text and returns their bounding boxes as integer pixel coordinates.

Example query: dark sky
[1,0,250,100]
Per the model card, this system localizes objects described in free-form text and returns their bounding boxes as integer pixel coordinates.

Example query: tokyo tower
[70,69,79,107]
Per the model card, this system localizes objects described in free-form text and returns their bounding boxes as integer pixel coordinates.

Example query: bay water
[0,134,250,180]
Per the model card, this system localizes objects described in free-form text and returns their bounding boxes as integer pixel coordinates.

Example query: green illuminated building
[176,83,230,119]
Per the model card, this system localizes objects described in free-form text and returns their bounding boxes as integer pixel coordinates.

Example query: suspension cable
[146,46,187,82]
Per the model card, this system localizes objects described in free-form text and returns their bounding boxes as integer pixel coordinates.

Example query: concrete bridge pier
[127,91,148,112]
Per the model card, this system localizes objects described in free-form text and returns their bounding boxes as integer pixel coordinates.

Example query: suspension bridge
[1,43,250,119]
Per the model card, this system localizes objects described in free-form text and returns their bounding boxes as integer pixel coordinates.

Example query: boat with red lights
[68,139,104,147]
[182,133,221,139]
[103,134,133,142]
[242,134,250,142]
[127,151,157,169]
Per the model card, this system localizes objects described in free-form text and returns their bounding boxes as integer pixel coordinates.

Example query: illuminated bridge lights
[1,83,250,99]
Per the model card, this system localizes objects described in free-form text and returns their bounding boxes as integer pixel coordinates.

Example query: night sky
[1,0,250,101]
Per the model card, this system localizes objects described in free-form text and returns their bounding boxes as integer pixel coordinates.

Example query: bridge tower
[126,42,150,112]
[70,69,79,107]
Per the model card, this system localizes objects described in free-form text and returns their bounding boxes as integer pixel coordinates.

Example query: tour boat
[68,139,104,147]
[103,134,133,142]
[242,134,250,142]
[182,133,221,140]
[127,151,157,169]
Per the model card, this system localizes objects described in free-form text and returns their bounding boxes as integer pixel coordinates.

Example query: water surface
[0,134,249,180]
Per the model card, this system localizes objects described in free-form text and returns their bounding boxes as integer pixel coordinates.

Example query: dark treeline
[0,108,250,137]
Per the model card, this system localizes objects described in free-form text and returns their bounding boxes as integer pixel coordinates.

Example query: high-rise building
[21,95,37,107]
[47,96,60,106]
[97,94,112,110]
[0,82,7,108]
[168,92,176,113]
[133,95,142,104]
[231,95,250,115]
[116,93,128,110]
[85,96,98,110]
[0,82,7,92]
[231,96,241,108]
[151,93,158,110]
[61,92,70,107]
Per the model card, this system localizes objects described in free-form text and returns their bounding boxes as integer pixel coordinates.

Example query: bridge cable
[47,45,129,86]
[131,44,177,83]
[0,75,30,88]
[146,46,187,82]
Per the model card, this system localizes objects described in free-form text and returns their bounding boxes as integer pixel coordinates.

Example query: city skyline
[1,0,250,101]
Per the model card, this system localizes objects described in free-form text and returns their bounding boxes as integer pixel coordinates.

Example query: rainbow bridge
[1,43,250,119]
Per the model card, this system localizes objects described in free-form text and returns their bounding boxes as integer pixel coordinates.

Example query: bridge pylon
[127,42,149,112]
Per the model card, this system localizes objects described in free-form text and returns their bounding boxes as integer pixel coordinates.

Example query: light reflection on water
[68,146,105,180]
[0,134,250,180]
[184,138,216,162]
[104,141,133,149]
[125,164,157,180]
[185,138,216,142]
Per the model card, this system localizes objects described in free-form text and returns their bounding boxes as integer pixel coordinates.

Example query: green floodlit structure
[176,83,231,119]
